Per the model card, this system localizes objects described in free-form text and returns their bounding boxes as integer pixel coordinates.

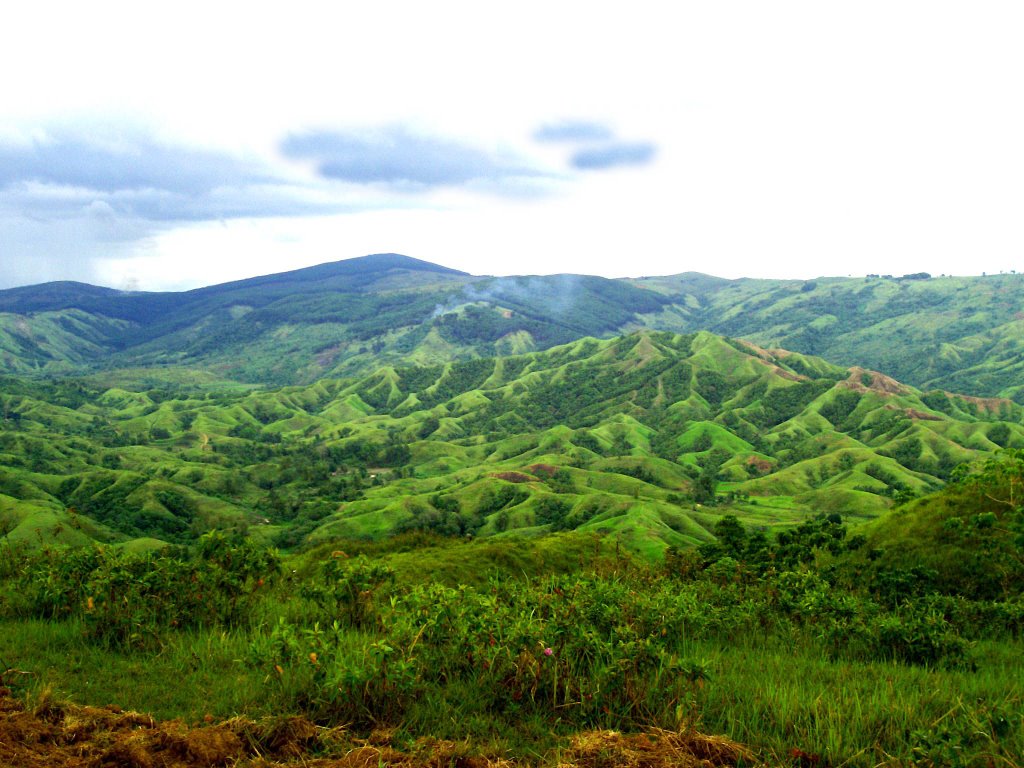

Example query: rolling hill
[2,330,1021,556]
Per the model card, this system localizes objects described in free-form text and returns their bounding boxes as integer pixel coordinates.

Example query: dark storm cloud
[533,120,614,143]
[570,142,656,170]
[280,127,543,188]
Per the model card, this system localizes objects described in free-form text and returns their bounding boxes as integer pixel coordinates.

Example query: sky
[1,1,1022,291]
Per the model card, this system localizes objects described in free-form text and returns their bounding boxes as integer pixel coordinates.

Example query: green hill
[631,271,1024,401]
[3,330,1021,555]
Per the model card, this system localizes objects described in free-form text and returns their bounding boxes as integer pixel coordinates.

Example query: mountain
[2,256,1024,401]
[0,254,666,385]
[3,330,1021,555]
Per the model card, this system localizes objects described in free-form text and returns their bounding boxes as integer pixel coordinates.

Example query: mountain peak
[340,253,470,276]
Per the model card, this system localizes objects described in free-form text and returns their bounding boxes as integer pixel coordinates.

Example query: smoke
[430,274,585,320]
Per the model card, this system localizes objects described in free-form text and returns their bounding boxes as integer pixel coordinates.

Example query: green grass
[2,530,1021,766]
[683,636,1024,765]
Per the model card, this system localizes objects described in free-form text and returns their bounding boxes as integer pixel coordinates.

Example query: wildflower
[543,647,554,657]
[86,597,94,612]
[309,652,319,665]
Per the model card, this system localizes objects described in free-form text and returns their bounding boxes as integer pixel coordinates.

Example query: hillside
[631,271,1024,401]
[2,257,1023,399]
[3,330,1021,556]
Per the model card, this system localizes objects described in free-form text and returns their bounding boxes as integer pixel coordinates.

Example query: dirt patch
[945,392,1015,414]
[768,364,806,382]
[0,689,767,768]
[735,341,807,382]
[490,471,535,483]
[840,367,908,396]
[736,340,775,362]
[904,408,942,421]
[557,728,754,768]
[745,457,774,476]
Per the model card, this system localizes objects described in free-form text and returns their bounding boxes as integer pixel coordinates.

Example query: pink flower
[543,647,554,656]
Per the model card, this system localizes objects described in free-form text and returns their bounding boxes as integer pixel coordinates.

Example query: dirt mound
[0,688,763,767]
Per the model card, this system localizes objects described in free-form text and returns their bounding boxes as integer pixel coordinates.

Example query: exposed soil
[0,687,761,768]
[947,392,1015,414]
[490,471,535,484]
[840,367,909,396]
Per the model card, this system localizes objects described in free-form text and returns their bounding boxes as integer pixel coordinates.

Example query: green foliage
[3,526,1024,765]
[1,327,1022,553]
[6,532,279,648]
[301,555,395,629]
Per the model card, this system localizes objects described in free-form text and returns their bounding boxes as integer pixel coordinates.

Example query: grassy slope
[2,330,1022,555]
[634,271,1024,400]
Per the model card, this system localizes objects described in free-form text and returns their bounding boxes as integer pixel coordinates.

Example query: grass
[682,636,1024,765]
[0,619,269,722]
[2,514,1023,768]
[3,607,1020,765]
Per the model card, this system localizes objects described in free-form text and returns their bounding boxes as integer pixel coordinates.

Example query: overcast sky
[1,1,1022,291]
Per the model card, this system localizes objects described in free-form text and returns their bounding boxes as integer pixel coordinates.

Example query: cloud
[570,142,656,170]
[0,128,338,224]
[532,120,657,172]
[533,121,614,143]
[0,132,261,195]
[280,127,544,189]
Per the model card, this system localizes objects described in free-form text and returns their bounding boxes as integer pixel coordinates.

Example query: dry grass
[0,686,767,768]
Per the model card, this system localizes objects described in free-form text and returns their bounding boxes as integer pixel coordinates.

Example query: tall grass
[1,534,1021,766]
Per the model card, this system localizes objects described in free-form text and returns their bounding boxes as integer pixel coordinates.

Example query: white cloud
[2,1,1023,289]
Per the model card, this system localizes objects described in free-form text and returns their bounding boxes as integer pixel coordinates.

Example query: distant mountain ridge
[2,254,1023,401]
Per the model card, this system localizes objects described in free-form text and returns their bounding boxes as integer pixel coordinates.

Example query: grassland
[2,331,1022,555]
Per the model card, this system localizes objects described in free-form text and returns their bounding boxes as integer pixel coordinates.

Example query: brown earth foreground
[0,686,762,768]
